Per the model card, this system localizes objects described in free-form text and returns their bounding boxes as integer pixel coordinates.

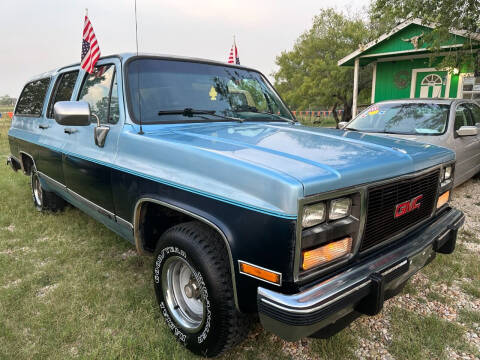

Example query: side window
[454,104,474,130]
[78,64,119,124]
[47,71,79,118]
[467,103,480,125]
[15,78,51,116]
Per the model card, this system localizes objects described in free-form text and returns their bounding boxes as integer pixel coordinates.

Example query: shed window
[461,76,480,100]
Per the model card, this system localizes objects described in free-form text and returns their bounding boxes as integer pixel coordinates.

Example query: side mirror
[54,101,91,126]
[456,125,478,137]
[338,122,348,129]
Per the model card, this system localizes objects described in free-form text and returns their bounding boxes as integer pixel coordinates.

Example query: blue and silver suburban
[7,53,465,357]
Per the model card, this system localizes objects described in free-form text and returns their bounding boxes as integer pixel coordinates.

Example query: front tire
[31,170,65,212]
[153,221,249,357]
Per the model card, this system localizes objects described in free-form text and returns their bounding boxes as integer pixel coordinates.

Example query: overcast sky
[0,0,369,97]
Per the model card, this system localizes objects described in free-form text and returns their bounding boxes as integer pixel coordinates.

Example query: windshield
[347,102,450,135]
[126,58,293,124]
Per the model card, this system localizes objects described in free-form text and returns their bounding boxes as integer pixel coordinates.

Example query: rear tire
[153,221,249,357]
[31,170,65,212]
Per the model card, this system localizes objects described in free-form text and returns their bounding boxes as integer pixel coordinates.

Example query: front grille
[360,170,439,252]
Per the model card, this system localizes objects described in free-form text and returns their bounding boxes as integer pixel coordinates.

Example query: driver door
[452,103,480,185]
[62,60,122,217]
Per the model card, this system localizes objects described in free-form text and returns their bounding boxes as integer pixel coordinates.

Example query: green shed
[338,19,480,117]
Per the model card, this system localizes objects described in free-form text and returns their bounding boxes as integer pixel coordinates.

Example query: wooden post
[352,58,359,118]
[371,62,377,104]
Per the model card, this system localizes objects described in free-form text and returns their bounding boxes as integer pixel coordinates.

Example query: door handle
[39,124,49,130]
[64,128,78,134]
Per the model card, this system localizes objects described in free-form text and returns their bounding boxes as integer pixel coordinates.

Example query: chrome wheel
[161,255,205,332]
[33,174,43,206]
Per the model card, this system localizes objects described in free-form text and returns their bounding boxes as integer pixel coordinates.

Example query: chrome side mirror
[338,121,348,129]
[456,125,478,137]
[90,113,110,148]
[53,101,90,126]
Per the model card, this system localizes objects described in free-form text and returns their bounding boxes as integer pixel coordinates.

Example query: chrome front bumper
[258,207,464,341]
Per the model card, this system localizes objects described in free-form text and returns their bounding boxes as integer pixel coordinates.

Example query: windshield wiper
[258,112,296,124]
[158,108,244,123]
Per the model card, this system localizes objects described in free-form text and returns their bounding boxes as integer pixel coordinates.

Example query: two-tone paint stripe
[9,133,298,220]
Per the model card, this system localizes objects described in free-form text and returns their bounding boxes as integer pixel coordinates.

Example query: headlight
[443,166,452,181]
[329,198,352,220]
[302,203,326,228]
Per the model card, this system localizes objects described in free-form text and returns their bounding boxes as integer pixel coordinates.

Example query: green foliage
[273,9,378,124]
[370,0,480,72]
[0,95,15,106]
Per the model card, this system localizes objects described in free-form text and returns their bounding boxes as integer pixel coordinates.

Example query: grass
[1,111,479,359]
[296,115,337,128]
[388,307,474,360]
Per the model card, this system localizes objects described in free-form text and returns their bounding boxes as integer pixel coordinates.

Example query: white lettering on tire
[155,246,211,344]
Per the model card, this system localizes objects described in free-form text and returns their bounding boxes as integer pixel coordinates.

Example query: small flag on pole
[81,9,101,74]
[227,37,240,65]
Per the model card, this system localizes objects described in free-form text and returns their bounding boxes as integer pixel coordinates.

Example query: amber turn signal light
[239,261,281,285]
[437,191,450,209]
[302,237,352,271]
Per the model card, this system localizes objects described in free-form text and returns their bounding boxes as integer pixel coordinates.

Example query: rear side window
[47,71,79,118]
[15,78,51,116]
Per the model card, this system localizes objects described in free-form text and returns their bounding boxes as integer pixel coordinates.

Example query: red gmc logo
[394,195,423,218]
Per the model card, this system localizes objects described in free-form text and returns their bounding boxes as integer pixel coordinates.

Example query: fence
[292,110,344,118]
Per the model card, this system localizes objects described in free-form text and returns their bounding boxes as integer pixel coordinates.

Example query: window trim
[454,103,475,133]
[465,102,480,125]
[46,70,80,119]
[123,55,296,125]
[76,63,117,125]
[14,77,52,117]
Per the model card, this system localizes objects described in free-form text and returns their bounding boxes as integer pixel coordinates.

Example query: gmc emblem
[394,195,423,218]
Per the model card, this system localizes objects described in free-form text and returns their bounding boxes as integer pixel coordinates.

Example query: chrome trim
[294,187,366,282]
[133,198,240,311]
[436,230,450,243]
[261,280,370,314]
[37,171,66,190]
[381,259,408,276]
[260,207,463,318]
[116,215,134,231]
[37,171,133,231]
[7,155,22,171]
[294,163,448,282]
[19,150,36,174]
[238,260,282,286]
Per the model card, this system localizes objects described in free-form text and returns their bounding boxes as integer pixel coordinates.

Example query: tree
[370,0,480,73]
[273,9,375,126]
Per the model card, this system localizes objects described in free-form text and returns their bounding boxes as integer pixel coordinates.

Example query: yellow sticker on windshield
[368,106,379,115]
[209,86,217,101]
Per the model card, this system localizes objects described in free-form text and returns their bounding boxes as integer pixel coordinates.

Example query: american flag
[81,14,101,74]
[228,39,240,65]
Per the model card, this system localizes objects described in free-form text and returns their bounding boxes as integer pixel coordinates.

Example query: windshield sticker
[368,106,379,115]
[209,86,217,101]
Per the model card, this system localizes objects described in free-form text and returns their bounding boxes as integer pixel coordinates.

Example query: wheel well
[137,202,196,253]
[135,199,240,310]
[20,153,34,175]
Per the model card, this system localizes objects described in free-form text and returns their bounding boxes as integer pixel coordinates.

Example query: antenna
[134,0,144,135]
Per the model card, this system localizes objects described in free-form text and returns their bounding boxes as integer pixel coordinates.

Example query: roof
[28,53,258,82]
[338,19,480,67]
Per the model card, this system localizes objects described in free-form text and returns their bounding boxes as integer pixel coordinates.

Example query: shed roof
[338,19,480,67]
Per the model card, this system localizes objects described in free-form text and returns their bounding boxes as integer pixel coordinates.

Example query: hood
[143,122,454,197]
